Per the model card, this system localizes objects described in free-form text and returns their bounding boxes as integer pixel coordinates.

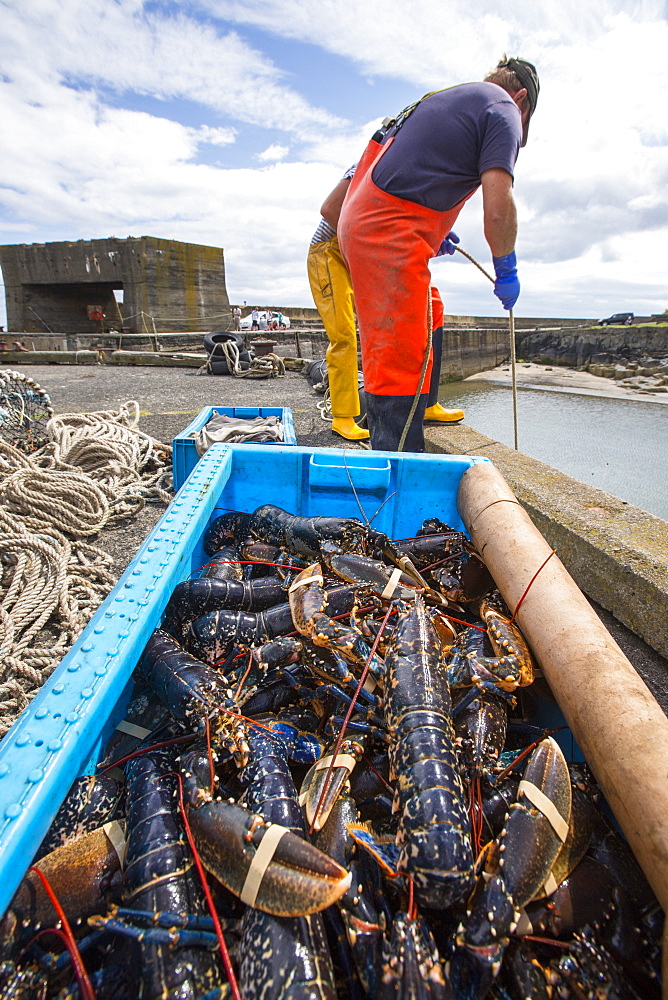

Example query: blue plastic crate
[0,444,494,916]
[172,405,297,490]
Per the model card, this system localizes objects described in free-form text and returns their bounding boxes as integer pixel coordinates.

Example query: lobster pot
[0,443,486,918]
[172,406,297,490]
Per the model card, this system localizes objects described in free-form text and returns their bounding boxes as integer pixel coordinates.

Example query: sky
[0,0,667,327]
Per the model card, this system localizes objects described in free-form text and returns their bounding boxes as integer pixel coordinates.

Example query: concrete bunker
[0,236,231,334]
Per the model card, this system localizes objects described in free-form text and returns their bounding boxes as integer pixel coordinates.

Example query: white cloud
[256,144,290,162]
[195,126,237,147]
[0,0,347,140]
[196,0,666,93]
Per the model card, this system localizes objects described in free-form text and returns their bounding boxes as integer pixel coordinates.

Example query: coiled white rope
[316,386,333,423]
[40,401,173,508]
[0,401,173,737]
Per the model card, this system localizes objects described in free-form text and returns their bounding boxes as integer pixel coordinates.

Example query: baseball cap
[499,57,539,144]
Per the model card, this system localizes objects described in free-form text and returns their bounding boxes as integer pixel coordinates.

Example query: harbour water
[438,380,668,522]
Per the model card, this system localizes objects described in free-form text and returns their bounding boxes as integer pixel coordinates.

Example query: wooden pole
[458,461,668,927]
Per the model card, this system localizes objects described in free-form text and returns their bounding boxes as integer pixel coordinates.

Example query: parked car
[598,312,634,326]
[240,310,290,331]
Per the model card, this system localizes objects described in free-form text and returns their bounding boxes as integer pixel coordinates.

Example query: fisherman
[307,166,369,441]
[308,169,464,441]
[338,56,539,452]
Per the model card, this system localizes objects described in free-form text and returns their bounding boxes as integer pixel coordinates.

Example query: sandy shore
[465,362,668,404]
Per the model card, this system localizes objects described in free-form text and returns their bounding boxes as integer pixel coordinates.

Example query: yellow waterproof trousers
[307,237,360,418]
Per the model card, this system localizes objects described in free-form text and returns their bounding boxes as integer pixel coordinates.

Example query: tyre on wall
[203,330,246,355]
[204,330,252,374]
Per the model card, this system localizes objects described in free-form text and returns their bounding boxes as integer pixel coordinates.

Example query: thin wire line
[454,245,519,450]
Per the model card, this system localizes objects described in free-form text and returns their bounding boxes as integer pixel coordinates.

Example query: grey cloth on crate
[193,413,284,454]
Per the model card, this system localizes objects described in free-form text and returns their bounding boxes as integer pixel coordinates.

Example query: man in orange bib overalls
[338,56,539,452]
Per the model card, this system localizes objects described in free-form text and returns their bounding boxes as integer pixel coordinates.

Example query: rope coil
[0,399,173,737]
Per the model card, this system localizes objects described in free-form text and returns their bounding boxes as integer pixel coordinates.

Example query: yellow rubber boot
[424,403,465,424]
[331,417,370,441]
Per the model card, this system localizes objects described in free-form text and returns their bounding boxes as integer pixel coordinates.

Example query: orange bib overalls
[338,134,473,449]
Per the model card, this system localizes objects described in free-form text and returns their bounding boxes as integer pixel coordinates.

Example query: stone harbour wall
[515,325,668,367]
[514,325,668,394]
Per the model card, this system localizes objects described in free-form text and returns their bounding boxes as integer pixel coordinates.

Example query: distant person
[338,56,539,452]
[232,305,241,331]
[251,308,260,331]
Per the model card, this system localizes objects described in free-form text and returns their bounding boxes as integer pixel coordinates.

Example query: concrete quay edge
[426,423,668,660]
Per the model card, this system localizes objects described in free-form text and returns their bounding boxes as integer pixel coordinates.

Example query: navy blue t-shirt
[372,82,522,212]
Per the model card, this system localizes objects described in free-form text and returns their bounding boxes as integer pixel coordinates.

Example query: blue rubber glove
[435,230,460,256]
[493,251,520,310]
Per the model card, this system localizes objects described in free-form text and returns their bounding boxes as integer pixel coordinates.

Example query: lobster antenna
[342,449,371,525]
[342,449,404,532]
[367,490,400,527]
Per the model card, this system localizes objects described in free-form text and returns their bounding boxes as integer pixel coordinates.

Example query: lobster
[232,504,388,560]
[179,744,352,918]
[185,604,295,667]
[450,736,572,1000]
[186,583,360,668]
[236,721,338,999]
[383,596,475,909]
[138,629,250,765]
[163,575,289,640]
[205,504,428,590]
[105,742,225,1000]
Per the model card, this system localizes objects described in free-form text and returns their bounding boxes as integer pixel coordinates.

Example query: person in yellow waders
[307,169,464,441]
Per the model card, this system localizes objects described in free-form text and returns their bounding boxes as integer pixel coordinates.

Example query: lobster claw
[449,942,497,1000]
[381,912,448,998]
[188,798,352,916]
[319,541,421,601]
[451,874,518,999]
[299,740,362,831]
